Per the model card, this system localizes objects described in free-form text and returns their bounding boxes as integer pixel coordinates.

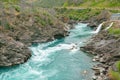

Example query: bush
[56,8,101,21]
[109,61,120,80]
[116,61,120,73]
[110,70,120,80]
[1,0,19,4]
[13,5,20,12]
[108,28,120,35]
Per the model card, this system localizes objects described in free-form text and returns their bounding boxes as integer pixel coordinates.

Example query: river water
[0,23,96,80]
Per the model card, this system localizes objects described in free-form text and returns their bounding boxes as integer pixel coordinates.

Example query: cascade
[105,22,113,31]
[91,22,104,34]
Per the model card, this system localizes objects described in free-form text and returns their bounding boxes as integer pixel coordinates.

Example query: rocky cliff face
[0,34,31,66]
[87,10,111,28]
[81,19,120,79]
[0,7,69,66]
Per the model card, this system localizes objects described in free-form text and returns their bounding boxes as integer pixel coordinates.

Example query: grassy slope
[34,0,65,8]
[79,0,120,8]
[55,8,101,21]
[0,0,66,45]
[109,61,120,80]
[0,0,60,27]
[33,0,83,8]
[33,0,120,8]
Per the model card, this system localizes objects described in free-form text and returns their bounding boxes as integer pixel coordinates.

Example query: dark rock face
[87,10,111,28]
[0,10,69,66]
[81,31,120,63]
[0,34,31,66]
[81,31,120,60]
[81,30,120,79]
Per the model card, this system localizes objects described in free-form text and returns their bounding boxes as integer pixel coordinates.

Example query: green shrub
[109,61,120,80]
[110,70,120,80]
[56,8,101,21]
[116,61,120,73]
[63,2,68,7]
[108,28,120,35]
[48,18,53,25]
[13,5,20,12]
[1,0,19,4]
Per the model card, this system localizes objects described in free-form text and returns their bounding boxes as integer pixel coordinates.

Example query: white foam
[91,22,104,34]
[31,43,79,62]
[30,70,42,75]
[70,47,79,52]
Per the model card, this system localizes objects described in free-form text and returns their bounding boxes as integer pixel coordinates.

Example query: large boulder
[0,34,31,66]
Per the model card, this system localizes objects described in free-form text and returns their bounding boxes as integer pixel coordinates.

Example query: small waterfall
[64,24,70,31]
[105,22,113,31]
[91,22,104,34]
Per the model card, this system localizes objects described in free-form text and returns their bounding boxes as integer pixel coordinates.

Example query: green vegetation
[108,28,120,35]
[109,10,120,13]
[80,0,120,8]
[56,8,101,21]
[0,0,56,28]
[33,0,83,8]
[116,61,120,73]
[32,0,120,8]
[34,0,65,8]
[109,61,120,80]
[0,0,19,3]
[110,71,120,80]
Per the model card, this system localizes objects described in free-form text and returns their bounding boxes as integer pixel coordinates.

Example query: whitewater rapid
[0,23,96,80]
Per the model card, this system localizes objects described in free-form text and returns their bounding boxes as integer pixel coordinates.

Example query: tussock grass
[109,61,120,80]
[109,28,120,35]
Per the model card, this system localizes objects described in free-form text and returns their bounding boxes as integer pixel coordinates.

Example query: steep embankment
[81,12,120,80]
[0,1,68,66]
[78,0,120,8]
[32,0,120,8]
[33,0,83,8]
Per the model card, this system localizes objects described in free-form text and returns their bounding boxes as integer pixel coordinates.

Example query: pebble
[97,76,103,80]
[92,58,96,62]
[99,58,105,63]
[92,76,98,80]
[94,55,99,59]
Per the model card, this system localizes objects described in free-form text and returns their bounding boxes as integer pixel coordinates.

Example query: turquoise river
[0,23,96,80]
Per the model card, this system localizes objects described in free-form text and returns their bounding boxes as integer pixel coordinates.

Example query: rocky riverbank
[81,13,120,80]
[0,7,70,66]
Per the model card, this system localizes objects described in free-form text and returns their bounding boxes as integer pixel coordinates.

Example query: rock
[0,8,70,66]
[95,70,100,76]
[99,58,106,63]
[92,76,98,80]
[97,76,102,80]
[87,10,111,28]
[0,35,31,66]
[93,55,100,61]
[94,55,99,59]
[92,58,96,62]
[87,23,97,28]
